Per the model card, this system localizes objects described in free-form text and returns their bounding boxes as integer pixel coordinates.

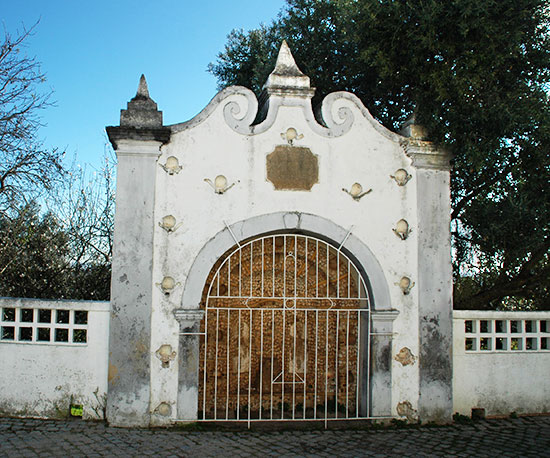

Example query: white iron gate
[198,234,371,423]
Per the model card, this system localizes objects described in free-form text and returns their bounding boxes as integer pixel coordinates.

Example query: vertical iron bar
[335,309,340,419]
[226,309,230,420]
[250,241,253,298]
[347,260,351,298]
[261,238,265,297]
[259,309,264,420]
[202,307,208,419]
[314,310,319,419]
[294,235,298,299]
[270,309,274,419]
[228,256,231,297]
[346,310,350,418]
[281,306,286,419]
[248,310,252,427]
[365,310,370,419]
[292,304,297,419]
[337,250,340,298]
[239,245,242,297]
[326,243,329,298]
[325,309,329,428]
[303,310,308,419]
[305,237,308,297]
[316,240,319,298]
[237,309,241,420]
[356,310,361,418]
[283,236,287,298]
[214,308,220,420]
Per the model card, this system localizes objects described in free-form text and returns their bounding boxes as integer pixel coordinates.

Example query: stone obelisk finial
[263,41,313,95]
[119,74,163,128]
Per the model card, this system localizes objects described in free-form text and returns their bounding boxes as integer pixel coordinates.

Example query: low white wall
[453,310,550,416]
[0,298,110,419]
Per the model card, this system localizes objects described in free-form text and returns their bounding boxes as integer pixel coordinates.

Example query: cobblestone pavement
[1,416,549,457]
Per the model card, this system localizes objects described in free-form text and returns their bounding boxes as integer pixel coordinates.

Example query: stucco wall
[106,43,453,426]
[0,298,110,419]
[453,310,550,416]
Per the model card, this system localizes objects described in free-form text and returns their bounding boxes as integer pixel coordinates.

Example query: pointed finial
[263,41,311,91]
[272,40,305,77]
[136,74,150,99]
[119,74,163,127]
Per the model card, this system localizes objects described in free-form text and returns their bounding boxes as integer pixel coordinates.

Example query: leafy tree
[0,23,65,216]
[0,201,111,300]
[0,203,70,298]
[209,0,550,310]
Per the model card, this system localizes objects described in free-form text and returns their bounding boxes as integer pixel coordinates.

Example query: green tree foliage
[0,203,111,300]
[209,0,550,309]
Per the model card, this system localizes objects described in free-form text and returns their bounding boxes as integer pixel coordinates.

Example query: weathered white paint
[107,43,453,426]
[3,299,550,422]
[0,298,109,419]
[453,310,550,416]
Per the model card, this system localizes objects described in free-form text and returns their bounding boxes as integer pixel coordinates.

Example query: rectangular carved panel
[266,145,319,191]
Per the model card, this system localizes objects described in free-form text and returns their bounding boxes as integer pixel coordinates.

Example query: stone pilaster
[404,134,453,423]
[174,309,205,420]
[370,310,399,417]
[105,76,170,427]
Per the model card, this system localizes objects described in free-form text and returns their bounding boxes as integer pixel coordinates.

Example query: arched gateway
[106,42,452,427]
[199,233,371,422]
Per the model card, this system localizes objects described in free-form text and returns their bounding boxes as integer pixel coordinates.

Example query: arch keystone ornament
[106,41,452,427]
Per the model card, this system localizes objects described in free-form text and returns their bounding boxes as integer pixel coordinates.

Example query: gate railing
[198,305,371,424]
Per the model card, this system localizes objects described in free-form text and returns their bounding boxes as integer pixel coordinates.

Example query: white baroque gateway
[105,41,452,427]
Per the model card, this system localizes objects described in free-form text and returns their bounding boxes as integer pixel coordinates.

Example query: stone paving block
[1,416,550,457]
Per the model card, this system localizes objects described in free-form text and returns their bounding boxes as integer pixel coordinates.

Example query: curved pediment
[168,42,405,145]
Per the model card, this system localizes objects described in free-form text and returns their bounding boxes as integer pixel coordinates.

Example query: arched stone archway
[179,212,391,312]
[174,212,397,421]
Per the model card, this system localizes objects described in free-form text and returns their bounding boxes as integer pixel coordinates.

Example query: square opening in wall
[19,327,33,341]
[2,308,15,322]
[510,320,522,333]
[480,337,492,350]
[37,328,51,342]
[74,311,88,325]
[526,338,537,350]
[55,328,69,342]
[465,338,476,351]
[20,308,34,322]
[541,321,549,333]
[73,329,87,343]
[495,320,505,333]
[525,320,535,333]
[480,320,491,333]
[56,310,69,324]
[541,338,548,350]
[511,338,523,350]
[465,320,475,333]
[1,326,14,340]
[495,338,507,350]
[38,309,51,323]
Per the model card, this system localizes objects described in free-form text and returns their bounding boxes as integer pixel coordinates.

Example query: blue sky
[3,0,286,169]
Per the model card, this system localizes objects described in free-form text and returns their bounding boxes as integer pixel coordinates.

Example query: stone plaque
[266,145,318,191]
